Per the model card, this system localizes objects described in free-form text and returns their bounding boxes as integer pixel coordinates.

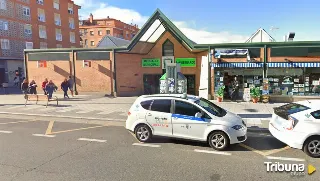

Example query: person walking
[45,80,58,99]
[14,77,19,87]
[21,79,29,99]
[67,76,74,97]
[42,78,48,95]
[61,78,70,99]
[29,80,37,94]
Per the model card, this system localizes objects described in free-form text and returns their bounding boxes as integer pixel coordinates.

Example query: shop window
[83,60,91,68]
[37,61,47,68]
[162,39,174,56]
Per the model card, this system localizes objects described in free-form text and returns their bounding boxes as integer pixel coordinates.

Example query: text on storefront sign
[175,58,196,67]
[142,58,161,67]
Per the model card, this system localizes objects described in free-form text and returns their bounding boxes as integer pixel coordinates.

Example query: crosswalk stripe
[76,110,93,114]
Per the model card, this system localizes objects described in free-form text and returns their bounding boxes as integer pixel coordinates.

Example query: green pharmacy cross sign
[142,58,161,67]
[175,58,196,67]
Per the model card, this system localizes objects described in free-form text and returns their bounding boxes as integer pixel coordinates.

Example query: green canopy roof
[159,72,186,80]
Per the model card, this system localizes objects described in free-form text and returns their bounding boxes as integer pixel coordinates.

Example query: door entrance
[0,68,5,85]
[143,74,161,94]
[185,74,196,95]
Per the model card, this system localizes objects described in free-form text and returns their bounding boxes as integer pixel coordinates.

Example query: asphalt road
[0,117,319,181]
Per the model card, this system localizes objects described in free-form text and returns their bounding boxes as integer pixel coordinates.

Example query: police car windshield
[195,98,227,117]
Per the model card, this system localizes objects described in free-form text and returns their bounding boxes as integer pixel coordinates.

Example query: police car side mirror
[195,112,202,118]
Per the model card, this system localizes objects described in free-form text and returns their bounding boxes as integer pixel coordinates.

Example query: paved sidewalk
[0,94,286,130]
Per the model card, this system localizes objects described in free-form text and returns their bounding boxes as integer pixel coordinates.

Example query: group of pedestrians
[21,76,74,99]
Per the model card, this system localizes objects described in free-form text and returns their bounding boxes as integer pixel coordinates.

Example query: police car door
[172,100,208,139]
[145,99,173,136]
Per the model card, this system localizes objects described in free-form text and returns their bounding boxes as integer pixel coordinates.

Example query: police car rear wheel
[208,131,229,151]
[303,136,320,158]
[135,124,152,142]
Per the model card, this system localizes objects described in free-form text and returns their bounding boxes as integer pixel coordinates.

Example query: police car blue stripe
[172,114,206,122]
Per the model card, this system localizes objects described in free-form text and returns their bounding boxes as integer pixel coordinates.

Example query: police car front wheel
[208,131,229,151]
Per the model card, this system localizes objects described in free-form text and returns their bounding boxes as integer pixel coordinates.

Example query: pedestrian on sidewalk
[29,80,38,94]
[13,77,19,87]
[21,79,29,99]
[45,80,58,99]
[42,78,48,95]
[61,78,70,99]
[67,76,74,97]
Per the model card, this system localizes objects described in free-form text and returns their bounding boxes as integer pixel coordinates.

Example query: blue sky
[74,0,320,43]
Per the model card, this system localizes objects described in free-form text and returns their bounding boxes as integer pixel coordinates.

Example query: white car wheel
[304,137,320,158]
[135,124,152,142]
[208,131,229,151]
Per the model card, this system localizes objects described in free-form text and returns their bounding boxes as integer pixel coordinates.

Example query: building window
[0,39,10,49]
[162,39,174,56]
[25,42,33,49]
[39,25,47,39]
[23,6,30,16]
[53,0,59,10]
[38,8,46,22]
[56,44,62,48]
[68,3,73,14]
[70,32,75,43]
[106,30,110,35]
[98,30,102,36]
[36,0,44,5]
[56,29,62,41]
[90,31,94,36]
[24,24,32,34]
[54,13,61,26]
[69,18,74,29]
[37,60,47,68]
[0,20,8,31]
[90,41,94,46]
[0,0,7,10]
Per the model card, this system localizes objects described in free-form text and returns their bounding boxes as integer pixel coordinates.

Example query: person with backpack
[45,80,58,99]
[61,78,70,99]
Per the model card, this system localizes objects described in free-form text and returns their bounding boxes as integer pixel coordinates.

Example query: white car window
[150,99,171,113]
[311,110,320,119]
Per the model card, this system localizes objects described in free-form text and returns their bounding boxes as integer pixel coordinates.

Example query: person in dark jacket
[21,79,29,94]
[29,80,37,94]
[61,78,70,99]
[45,80,58,99]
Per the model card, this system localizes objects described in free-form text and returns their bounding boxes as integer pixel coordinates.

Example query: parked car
[269,100,320,158]
[126,94,247,151]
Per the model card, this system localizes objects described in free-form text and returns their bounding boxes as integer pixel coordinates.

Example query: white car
[269,100,320,158]
[126,94,247,151]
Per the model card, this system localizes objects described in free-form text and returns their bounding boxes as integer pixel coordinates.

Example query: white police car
[269,100,320,158]
[126,94,247,151]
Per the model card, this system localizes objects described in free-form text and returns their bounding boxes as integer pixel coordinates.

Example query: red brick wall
[74,59,112,93]
[115,31,207,96]
[27,60,71,90]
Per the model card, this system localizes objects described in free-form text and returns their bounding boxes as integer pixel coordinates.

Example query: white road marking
[32,134,56,137]
[37,107,57,112]
[21,106,42,110]
[194,149,232,156]
[0,130,13,134]
[56,108,75,113]
[96,111,112,115]
[266,156,305,162]
[77,138,107,143]
[132,143,161,148]
[76,110,94,114]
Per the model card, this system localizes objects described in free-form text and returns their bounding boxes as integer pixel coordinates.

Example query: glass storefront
[214,67,263,100]
[267,67,320,96]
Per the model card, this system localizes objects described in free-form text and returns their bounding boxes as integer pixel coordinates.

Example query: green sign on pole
[175,58,196,67]
[142,58,161,67]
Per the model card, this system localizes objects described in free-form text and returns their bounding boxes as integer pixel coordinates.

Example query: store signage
[162,56,174,69]
[83,60,92,68]
[142,58,160,67]
[175,58,196,67]
[214,49,248,58]
[37,60,47,68]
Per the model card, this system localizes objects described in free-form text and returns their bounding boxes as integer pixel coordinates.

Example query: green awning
[159,72,187,80]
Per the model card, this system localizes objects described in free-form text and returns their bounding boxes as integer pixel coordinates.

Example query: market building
[24,9,320,102]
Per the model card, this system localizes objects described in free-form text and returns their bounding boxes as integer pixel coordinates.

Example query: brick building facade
[25,9,320,102]
[79,13,139,48]
[0,0,80,86]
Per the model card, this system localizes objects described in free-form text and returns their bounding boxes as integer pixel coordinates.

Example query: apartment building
[0,0,80,86]
[79,14,139,48]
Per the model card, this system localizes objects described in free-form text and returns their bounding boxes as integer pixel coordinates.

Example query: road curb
[0,112,125,122]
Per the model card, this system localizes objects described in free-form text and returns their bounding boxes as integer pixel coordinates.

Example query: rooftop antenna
[270,26,279,42]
